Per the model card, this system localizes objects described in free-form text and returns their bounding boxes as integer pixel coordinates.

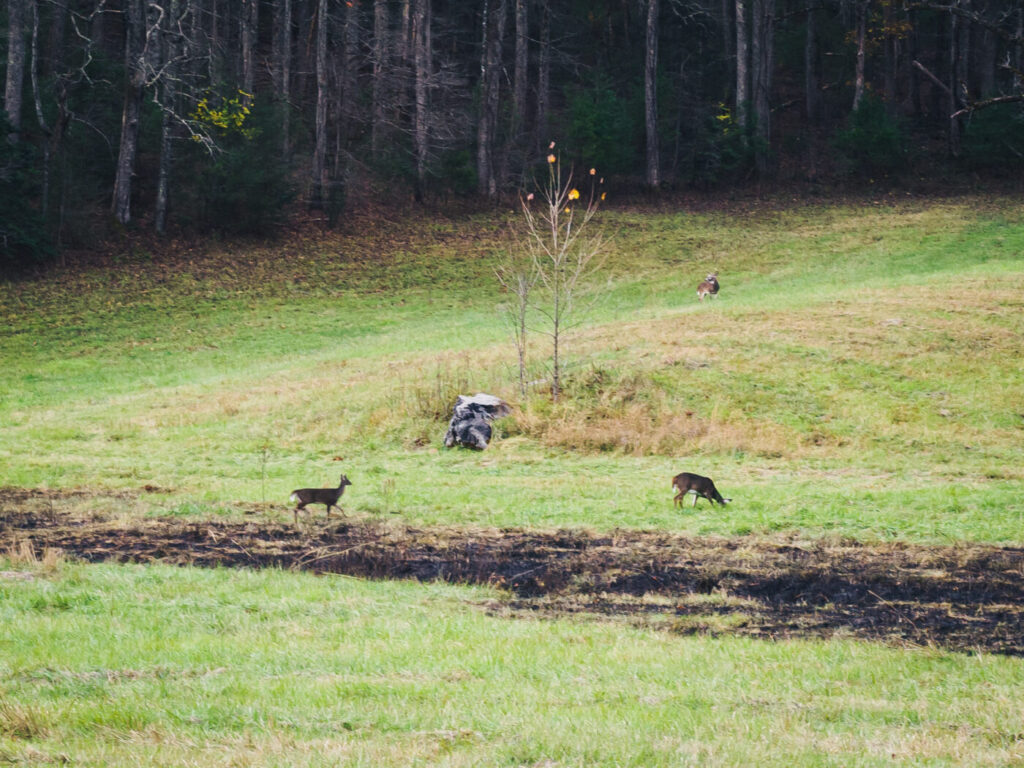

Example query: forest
[1,0,1023,272]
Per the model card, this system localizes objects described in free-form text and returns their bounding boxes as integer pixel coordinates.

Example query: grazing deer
[290,474,352,524]
[697,272,720,301]
[672,472,731,508]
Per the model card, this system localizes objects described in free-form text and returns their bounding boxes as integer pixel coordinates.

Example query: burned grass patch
[2,497,1023,656]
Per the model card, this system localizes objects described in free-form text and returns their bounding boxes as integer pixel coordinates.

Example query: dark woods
[2,0,1023,271]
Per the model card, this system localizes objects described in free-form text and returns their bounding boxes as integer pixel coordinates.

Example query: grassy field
[2,195,1024,764]
[3,559,1024,767]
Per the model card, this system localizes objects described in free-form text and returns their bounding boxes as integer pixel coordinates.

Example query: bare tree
[644,0,660,188]
[519,153,607,402]
[312,0,329,208]
[496,227,538,398]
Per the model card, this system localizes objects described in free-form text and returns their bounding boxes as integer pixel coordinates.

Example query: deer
[697,272,720,301]
[672,472,731,508]
[289,474,352,524]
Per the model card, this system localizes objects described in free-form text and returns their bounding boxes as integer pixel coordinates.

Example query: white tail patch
[289,492,298,504]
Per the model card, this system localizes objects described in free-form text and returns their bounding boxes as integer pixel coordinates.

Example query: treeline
[2,0,1023,271]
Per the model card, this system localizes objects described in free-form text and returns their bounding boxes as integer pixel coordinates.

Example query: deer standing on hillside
[290,474,352,524]
[672,472,731,508]
[697,272,720,301]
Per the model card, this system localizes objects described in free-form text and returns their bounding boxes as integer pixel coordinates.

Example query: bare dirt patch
[2,491,1022,655]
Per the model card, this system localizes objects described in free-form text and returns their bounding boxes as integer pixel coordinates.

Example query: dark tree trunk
[853,0,868,111]
[722,0,734,101]
[883,0,897,113]
[735,0,749,133]
[281,0,293,157]
[805,4,819,123]
[948,7,961,155]
[512,0,528,151]
[644,0,660,188]
[340,0,359,142]
[5,0,28,140]
[241,0,258,98]
[112,0,148,225]
[312,0,329,208]
[477,0,507,198]
[536,0,550,154]
[413,0,430,200]
[751,0,774,175]
[156,0,183,235]
[372,0,388,156]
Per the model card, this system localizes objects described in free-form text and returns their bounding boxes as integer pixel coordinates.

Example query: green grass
[3,196,1024,765]
[2,197,1022,543]
[2,561,1023,766]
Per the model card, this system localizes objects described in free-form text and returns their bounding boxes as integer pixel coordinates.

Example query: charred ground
[3,487,1023,656]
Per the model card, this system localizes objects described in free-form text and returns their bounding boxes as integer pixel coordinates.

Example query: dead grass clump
[501,365,799,457]
[0,697,50,740]
[3,540,65,573]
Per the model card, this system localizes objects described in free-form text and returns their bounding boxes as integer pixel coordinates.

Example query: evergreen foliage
[833,95,907,176]
[180,101,295,235]
[0,116,54,274]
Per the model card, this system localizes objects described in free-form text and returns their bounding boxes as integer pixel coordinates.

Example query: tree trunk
[883,0,897,113]
[313,0,329,208]
[853,0,868,111]
[644,0,660,188]
[281,0,293,157]
[413,0,430,200]
[400,0,411,65]
[536,0,550,154]
[721,0,734,100]
[156,0,183,235]
[1015,8,1023,93]
[804,4,819,122]
[477,0,507,198]
[112,0,147,225]
[512,0,528,146]
[947,7,960,155]
[340,0,359,142]
[241,0,258,98]
[5,0,28,140]
[372,0,388,156]
[29,0,51,214]
[735,0,749,134]
[751,0,773,175]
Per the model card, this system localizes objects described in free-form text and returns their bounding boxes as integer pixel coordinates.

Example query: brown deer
[697,272,720,301]
[672,472,731,508]
[290,474,352,524]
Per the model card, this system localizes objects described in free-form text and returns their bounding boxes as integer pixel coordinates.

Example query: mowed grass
[3,560,1024,767]
[2,197,1024,766]
[1,197,1022,543]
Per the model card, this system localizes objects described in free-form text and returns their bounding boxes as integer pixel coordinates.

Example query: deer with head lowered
[672,472,731,508]
[697,272,720,301]
[290,474,351,524]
